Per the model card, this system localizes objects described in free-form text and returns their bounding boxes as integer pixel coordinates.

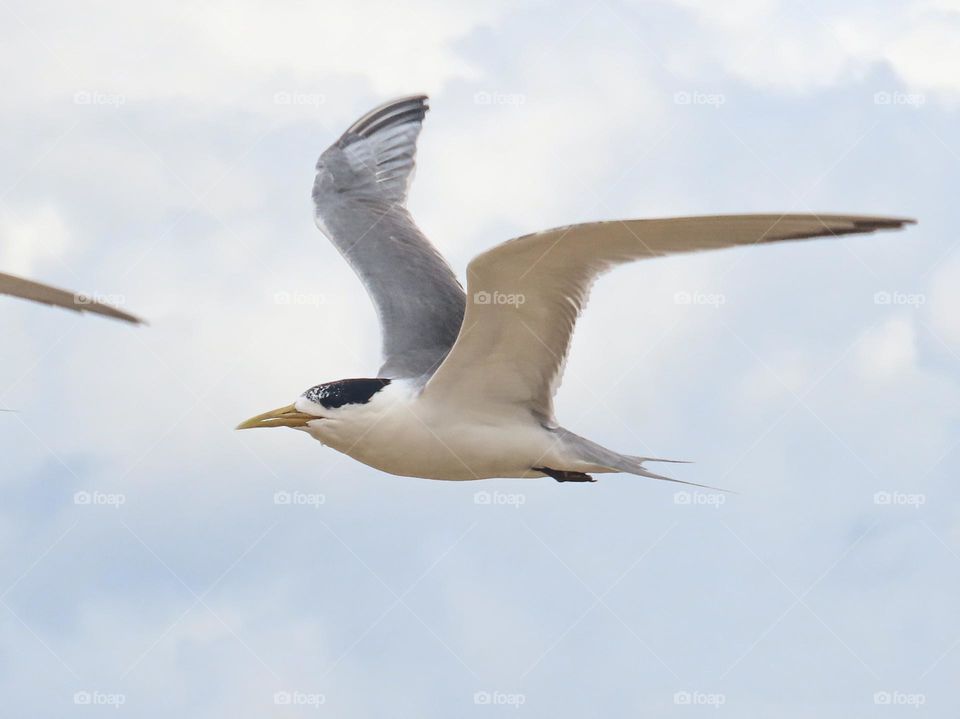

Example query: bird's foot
[533,466,596,483]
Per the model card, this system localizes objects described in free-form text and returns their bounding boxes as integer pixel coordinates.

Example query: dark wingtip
[341,95,429,144]
[772,215,917,242]
[852,216,917,230]
[76,303,147,326]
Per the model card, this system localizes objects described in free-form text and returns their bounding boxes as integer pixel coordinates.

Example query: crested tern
[238,95,913,484]
[1,271,142,324]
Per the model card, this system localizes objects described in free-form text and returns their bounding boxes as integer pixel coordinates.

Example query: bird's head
[236,378,392,432]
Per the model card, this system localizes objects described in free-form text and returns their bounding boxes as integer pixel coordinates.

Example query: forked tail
[554,427,731,492]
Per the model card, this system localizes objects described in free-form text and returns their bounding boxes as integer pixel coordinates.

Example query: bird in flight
[0,271,142,324]
[238,95,913,485]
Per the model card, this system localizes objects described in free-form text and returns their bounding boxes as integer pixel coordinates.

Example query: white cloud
[887,15,960,102]
[666,0,960,100]
[668,0,862,92]
[0,0,517,113]
[418,17,667,251]
[855,315,917,381]
[0,205,71,276]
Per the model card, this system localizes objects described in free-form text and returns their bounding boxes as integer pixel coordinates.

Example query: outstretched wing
[422,214,914,423]
[312,95,464,381]
[0,271,142,324]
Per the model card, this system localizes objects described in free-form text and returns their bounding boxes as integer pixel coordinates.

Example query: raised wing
[312,95,464,381]
[0,271,142,324]
[422,214,914,423]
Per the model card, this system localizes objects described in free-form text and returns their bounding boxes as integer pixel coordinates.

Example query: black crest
[303,378,391,409]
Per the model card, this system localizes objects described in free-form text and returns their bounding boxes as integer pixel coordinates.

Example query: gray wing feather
[312,95,464,380]
[0,271,142,324]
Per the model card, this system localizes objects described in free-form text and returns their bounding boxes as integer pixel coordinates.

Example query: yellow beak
[236,403,318,430]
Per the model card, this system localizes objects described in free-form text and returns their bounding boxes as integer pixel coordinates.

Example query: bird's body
[238,95,914,486]
[293,379,585,480]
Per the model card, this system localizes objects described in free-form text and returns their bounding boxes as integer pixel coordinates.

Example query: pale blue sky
[1,0,959,716]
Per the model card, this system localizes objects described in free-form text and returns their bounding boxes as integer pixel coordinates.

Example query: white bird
[238,95,913,485]
[0,271,142,324]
